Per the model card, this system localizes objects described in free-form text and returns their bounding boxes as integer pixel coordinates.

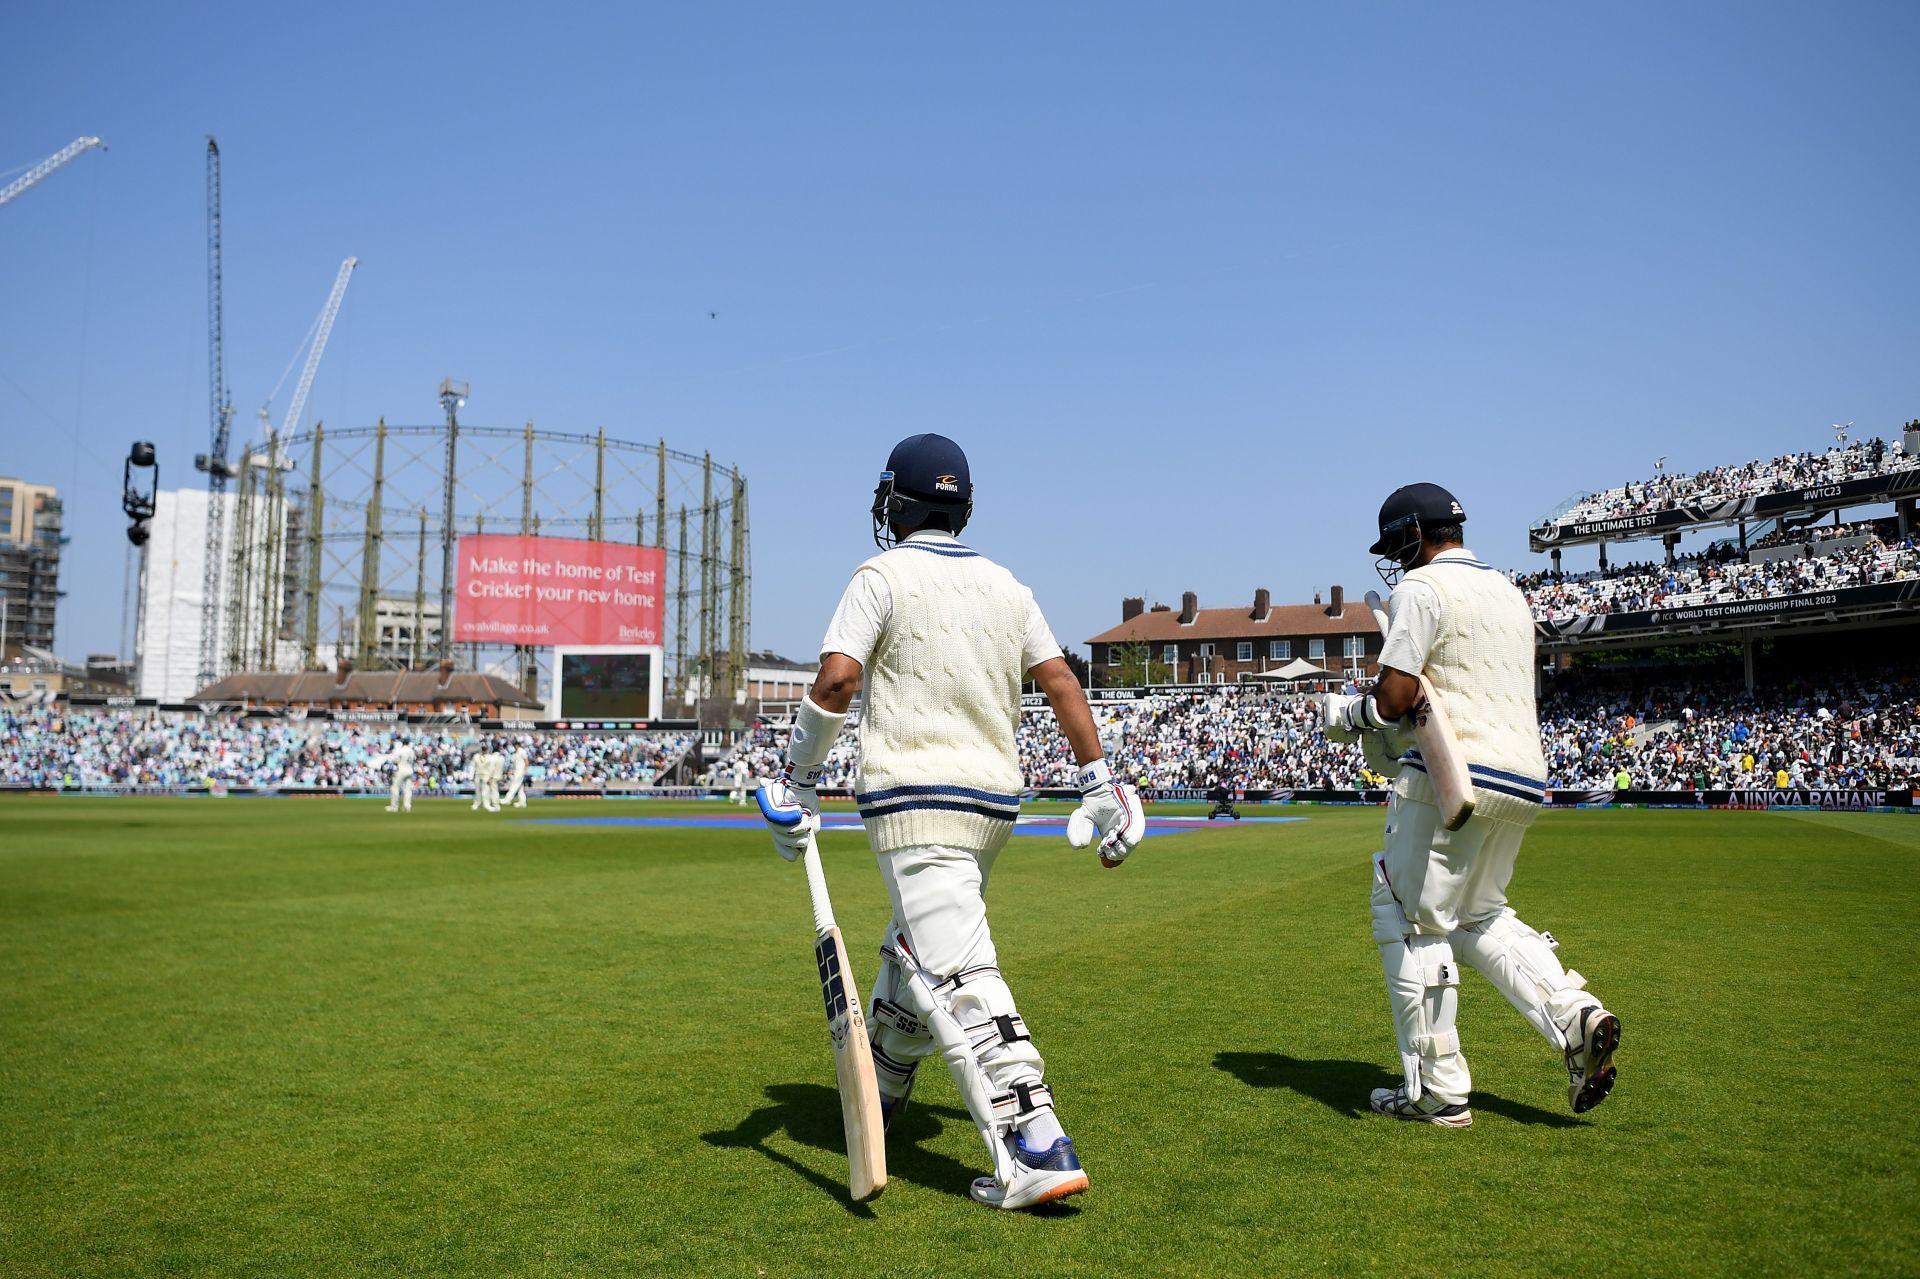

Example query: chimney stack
[1179,591,1198,625]
[1313,590,1322,605]
[437,658,455,690]
[1122,596,1145,622]
[334,656,353,689]
[1328,585,1345,617]
[1252,588,1271,622]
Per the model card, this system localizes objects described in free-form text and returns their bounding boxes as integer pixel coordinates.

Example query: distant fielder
[1325,483,1620,1126]
[757,433,1143,1211]
[503,736,531,808]
[384,733,416,813]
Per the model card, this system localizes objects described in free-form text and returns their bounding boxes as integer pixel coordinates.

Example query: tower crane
[194,138,236,687]
[255,257,359,447]
[0,136,104,208]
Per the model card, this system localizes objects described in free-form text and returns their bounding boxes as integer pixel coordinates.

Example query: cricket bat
[1365,590,1476,831]
[799,842,887,1202]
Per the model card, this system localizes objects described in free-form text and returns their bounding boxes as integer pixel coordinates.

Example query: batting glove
[1068,759,1146,867]
[755,764,821,862]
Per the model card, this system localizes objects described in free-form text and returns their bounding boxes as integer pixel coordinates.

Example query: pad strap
[989,1081,1055,1128]
[932,963,1002,996]
[870,997,925,1038]
[1414,1029,1461,1057]
[963,1013,1031,1055]
[871,1042,921,1089]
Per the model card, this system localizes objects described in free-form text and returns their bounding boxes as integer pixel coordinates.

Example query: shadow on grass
[1213,1052,1582,1128]
[703,1082,1042,1214]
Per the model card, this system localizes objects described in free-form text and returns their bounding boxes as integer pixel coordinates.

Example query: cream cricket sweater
[1395,553,1550,826]
[854,540,1031,854]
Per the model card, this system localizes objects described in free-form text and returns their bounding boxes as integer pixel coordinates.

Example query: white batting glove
[755,764,821,862]
[1068,759,1146,868]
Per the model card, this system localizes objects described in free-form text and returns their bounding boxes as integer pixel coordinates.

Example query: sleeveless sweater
[854,540,1032,854]
[1394,552,1549,826]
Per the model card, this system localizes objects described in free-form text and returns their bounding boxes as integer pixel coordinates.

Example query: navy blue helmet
[871,433,973,548]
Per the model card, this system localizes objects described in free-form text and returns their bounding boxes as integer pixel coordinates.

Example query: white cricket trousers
[1382,792,1530,935]
[876,841,1002,977]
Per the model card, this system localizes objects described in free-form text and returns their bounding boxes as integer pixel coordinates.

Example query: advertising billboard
[454,534,664,646]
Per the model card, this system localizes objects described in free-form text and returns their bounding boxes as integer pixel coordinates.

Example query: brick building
[1086,586,1381,685]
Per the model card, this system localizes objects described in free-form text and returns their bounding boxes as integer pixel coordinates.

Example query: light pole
[437,379,468,664]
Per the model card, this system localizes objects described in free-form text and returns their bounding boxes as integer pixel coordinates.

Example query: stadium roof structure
[192,669,541,710]
[1086,601,1378,646]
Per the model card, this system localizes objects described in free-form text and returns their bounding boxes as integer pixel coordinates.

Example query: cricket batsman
[503,736,531,808]
[1325,483,1620,1126]
[757,433,1143,1210]
[384,733,415,813]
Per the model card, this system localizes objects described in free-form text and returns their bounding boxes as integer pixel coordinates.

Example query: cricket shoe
[969,1137,1089,1211]
[384,806,397,812]
[1565,1004,1621,1114]
[1368,1085,1473,1127]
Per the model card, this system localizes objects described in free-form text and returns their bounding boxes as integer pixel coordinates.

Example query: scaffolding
[259,404,749,709]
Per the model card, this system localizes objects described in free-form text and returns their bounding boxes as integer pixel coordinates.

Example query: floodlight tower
[437,379,468,663]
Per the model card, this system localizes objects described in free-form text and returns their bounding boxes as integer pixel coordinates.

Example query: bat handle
[801,841,837,935]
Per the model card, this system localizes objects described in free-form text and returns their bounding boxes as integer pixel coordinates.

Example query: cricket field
[2,797,1914,1277]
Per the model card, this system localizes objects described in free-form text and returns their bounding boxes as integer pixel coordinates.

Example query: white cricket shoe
[969,1137,1089,1211]
[1565,1004,1621,1114]
[1369,1085,1473,1127]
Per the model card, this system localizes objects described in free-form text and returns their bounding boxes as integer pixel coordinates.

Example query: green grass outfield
[2,797,1915,1277]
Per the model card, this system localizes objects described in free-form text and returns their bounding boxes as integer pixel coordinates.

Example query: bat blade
[1412,676,1476,831]
[813,924,887,1202]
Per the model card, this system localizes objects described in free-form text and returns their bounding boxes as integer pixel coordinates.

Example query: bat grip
[800,842,836,935]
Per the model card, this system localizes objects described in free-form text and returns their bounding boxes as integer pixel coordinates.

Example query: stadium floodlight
[1832,422,1853,443]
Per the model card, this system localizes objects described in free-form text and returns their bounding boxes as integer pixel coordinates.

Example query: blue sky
[4,1,1916,666]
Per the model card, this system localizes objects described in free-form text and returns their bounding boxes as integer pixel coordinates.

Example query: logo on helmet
[934,474,960,493]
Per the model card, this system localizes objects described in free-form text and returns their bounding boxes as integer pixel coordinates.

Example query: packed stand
[1521,534,1920,622]
[1538,437,1916,530]
[0,708,692,791]
[1538,670,1920,790]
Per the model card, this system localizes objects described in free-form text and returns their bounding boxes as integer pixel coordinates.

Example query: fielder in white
[384,735,416,813]
[1326,482,1621,1126]
[757,433,1143,1211]
[502,737,531,808]
[471,739,503,813]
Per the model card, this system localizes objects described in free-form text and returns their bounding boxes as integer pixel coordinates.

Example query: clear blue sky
[4,1,1916,667]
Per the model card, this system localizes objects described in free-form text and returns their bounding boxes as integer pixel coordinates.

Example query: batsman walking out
[757,433,1143,1210]
[1326,483,1621,1126]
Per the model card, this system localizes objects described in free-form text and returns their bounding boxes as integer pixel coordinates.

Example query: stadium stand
[1519,534,1920,622]
[695,676,1920,795]
[0,710,692,792]
[1539,437,1917,530]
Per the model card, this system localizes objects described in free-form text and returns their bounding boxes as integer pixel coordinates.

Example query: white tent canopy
[1246,658,1343,682]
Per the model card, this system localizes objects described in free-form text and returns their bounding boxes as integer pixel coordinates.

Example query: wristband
[1075,758,1114,792]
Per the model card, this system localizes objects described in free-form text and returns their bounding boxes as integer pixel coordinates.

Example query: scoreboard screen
[558,651,655,719]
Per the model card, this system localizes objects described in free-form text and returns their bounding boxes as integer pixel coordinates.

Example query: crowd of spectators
[1520,535,1920,622]
[703,674,1920,795]
[0,710,692,791]
[10,674,1919,797]
[1538,670,1920,790]
[1539,437,1915,529]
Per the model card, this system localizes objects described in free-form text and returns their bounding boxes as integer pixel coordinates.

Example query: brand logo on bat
[815,936,850,1021]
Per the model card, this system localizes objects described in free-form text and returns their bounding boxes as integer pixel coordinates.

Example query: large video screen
[559,652,655,719]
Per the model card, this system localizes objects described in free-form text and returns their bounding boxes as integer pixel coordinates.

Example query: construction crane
[257,257,359,442]
[194,138,236,687]
[0,136,104,208]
